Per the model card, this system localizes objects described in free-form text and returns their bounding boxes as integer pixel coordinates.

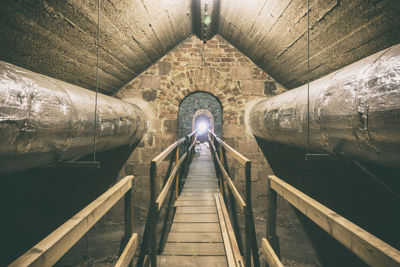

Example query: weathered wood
[175,206,216,214]
[10,175,134,267]
[167,232,223,243]
[261,238,283,267]
[209,130,250,165]
[174,200,215,207]
[170,223,221,233]
[215,154,246,210]
[163,243,226,256]
[115,233,139,267]
[156,152,187,210]
[175,146,180,198]
[266,177,280,257]
[158,255,227,266]
[215,193,239,267]
[173,213,219,223]
[216,193,244,267]
[269,175,400,267]
[152,138,185,164]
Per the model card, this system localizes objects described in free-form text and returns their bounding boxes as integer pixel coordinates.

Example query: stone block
[158,62,172,75]
[163,119,177,134]
[237,138,260,153]
[140,75,160,89]
[142,89,157,102]
[241,80,264,95]
[232,66,252,80]
[264,81,277,95]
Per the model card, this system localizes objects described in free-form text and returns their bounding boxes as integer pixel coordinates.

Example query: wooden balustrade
[10,175,137,267]
[262,175,400,267]
[208,130,260,267]
[137,130,197,267]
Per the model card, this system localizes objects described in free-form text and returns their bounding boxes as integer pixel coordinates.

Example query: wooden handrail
[115,233,139,267]
[261,238,283,267]
[268,175,400,267]
[10,175,135,267]
[152,137,185,164]
[208,131,260,267]
[156,152,188,210]
[209,130,250,165]
[138,131,197,267]
[214,149,246,210]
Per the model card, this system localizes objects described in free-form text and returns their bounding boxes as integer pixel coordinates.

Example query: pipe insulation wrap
[0,61,147,174]
[250,43,400,167]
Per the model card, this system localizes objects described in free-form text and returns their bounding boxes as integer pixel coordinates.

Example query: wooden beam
[10,175,134,267]
[152,138,185,164]
[208,130,250,165]
[214,194,239,267]
[268,175,400,267]
[261,238,283,267]
[115,233,139,267]
[215,153,246,210]
[156,152,187,210]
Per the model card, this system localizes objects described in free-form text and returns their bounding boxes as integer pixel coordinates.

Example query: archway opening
[178,92,222,140]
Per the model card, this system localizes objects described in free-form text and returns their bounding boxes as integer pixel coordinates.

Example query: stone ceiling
[1,0,399,94]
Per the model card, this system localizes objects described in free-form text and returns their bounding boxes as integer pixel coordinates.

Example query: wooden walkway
[159,143,228,267]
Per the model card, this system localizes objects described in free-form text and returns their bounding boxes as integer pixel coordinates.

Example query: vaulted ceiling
[1,0,400,94]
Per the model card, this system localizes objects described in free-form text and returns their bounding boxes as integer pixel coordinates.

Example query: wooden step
[170,223,220,233]
[175,207,216,214]
[158,255,227,267]
[167,232,222,243]
[163,243,225,256]
[173,213,219,223]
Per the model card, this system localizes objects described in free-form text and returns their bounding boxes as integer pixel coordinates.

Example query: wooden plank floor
[159,143,228,267]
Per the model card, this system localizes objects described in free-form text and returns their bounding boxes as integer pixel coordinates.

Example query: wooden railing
[262,175,400,267]
[10,175,137,267]
[137,130,197,267]
[208,130,260,267]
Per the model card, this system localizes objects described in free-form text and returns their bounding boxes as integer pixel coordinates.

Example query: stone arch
[158,67,245,126]
[178,91,222,138]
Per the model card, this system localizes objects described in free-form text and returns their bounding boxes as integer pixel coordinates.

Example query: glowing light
[197,121,208,134]
[204,15,212,26]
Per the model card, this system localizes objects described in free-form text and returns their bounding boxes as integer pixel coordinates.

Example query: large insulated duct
[250,44,400,167]
[0,61,147,174]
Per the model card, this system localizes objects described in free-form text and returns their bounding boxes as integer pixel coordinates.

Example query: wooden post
[149,161,157,267]
[244,161,252,267]
[123,178,135,267]
[266,177,280,258]
[245,161,260,267]
[175,146,180,198]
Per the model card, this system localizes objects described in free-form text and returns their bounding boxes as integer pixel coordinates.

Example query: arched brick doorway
[178,92,222,140]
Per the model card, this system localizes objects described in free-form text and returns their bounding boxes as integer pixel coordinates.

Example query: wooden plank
[156,152,187,210]
[174,200,215,207]
[170,223,221,233]
[181,188,219,193]
[163,243,226,256]
[174,213,219,223]
[10,175,134,267]
[269,175,400,267]
[261,238,283,267]
[177,195,215,201]
[175,206,216,214]
[158,255,227,266]
[115,233,139,267]
[215,194,237,267]
[217,193,244,267]
[167,232,223,243]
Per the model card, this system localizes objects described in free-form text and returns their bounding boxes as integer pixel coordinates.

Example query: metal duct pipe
[0,61,147,174]
[250,44,400,167]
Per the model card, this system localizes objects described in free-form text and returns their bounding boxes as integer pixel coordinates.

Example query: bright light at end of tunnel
[197,122,208,135]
